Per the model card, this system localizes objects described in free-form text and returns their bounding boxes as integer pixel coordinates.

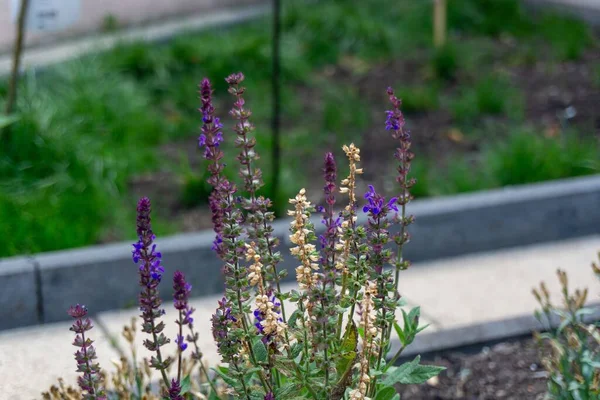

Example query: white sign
[11,0,81,33]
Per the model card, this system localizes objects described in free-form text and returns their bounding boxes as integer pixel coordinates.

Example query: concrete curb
[525,0,600,25]
[1,174,600,330]
[397,302,600,359]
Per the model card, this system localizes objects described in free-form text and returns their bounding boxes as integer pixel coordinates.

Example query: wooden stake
[5,0,30,117]
[434,0,447,48]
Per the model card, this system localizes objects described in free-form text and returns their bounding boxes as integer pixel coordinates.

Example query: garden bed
[1,0,599,256]
[398,336,548,399]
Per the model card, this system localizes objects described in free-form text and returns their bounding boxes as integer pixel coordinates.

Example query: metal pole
[270,0,281,202]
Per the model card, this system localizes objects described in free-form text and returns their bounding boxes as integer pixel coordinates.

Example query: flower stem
[177,310,183,383]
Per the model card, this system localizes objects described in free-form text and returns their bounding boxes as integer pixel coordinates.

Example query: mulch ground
[398,337,549,400]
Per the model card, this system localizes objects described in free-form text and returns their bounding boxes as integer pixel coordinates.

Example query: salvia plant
[532,254,600,400]
[45,73,444,400]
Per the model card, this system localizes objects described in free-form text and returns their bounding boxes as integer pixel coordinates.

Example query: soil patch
[398,337,549,400]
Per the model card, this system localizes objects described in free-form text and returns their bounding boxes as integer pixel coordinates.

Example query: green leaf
[341,321,358,353]
[0,114,19,130]
[274,355,298,377]
[357,325,365,339]
[336,351,356,380]
[415,324,430,334]
[253,337,268,363]
[407,307,420,326]
[402,310,411,333]
[212,367,241,389]
[393,321,406,346]
[290,342,303,359]
[382,356,420,386]
[399,364,446,385]
[374,386,397,400]
[288,309,302,328]
[275,383,302,397]
[180,375,191,395]
[391,395,400,400]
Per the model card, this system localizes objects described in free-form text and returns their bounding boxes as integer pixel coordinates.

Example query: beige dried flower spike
[288,188,320,290]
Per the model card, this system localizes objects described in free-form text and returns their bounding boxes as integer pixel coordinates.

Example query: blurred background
[0,0,599,258]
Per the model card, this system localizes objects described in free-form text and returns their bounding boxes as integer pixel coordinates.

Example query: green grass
[538,13,594,61]
[483,130,599,186]
[451,75,523,123]
[397,85,440,113]
[1,0,598,257]
[446,0,533,37]
[0,63,166,256]
[430,130,599,196]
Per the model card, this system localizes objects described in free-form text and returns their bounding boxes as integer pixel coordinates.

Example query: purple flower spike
[168,379,184,400]
[173,270,194,353]
[67,304,107,399]
[323,152,337,206]
[211,297,240,362]
[132,197,171,376]
[173,270,192,311]
[385,87,405,131]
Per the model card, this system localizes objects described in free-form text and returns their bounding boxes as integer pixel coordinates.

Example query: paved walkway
[2,0,600,77]
[1,235,599,399]
[0,3,269,76]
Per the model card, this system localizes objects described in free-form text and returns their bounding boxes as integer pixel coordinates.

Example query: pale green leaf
[398,364,446,385]
[253,338,268,363]
[383,356,420,385]
[374,386,397,400]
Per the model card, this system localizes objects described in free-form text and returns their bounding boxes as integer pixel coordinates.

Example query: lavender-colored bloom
[226,71,264,195]
[385,87,405,132]
[132,197,171,374]
[173,270,192,311]
[67,304,107,399]
[173,270,194,352]
[264,393,275,400]
[211,297,240,362]
[168,379,184,400]
[386,86,415,273]
[323,152,336,206]
[175,334,188,351]
[198,79,225,160]
[363,185,398,216]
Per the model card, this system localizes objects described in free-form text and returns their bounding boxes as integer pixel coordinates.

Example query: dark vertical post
[270,0,282,202]
[5,0,30,117]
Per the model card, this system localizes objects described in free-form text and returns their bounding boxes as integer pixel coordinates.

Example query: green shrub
[447,0,532,37]
[102,41,174,80]
[322,85,370,135]
[409,160,432,198]
[0,63,165,256]
[432,43,458,81]
[538,13,593,61]
[398,85,440,113]
[483,130,599,186]
[435,156,495,195]
[451,75,523,122]
[533,260,600,399]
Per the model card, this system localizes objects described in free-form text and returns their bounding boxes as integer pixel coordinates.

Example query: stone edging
[1,174,600,331]
[397,302,600,359]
